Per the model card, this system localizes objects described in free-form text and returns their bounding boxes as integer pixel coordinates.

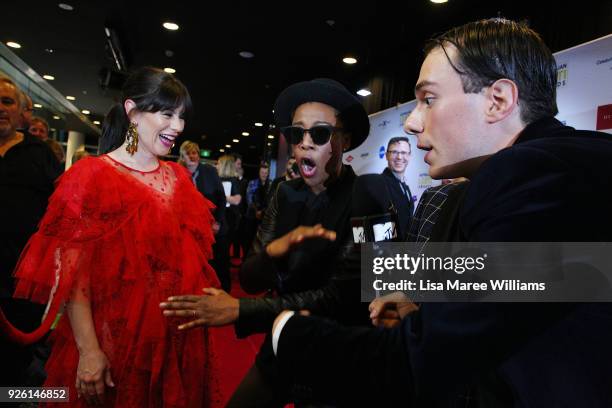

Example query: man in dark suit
[269,18,612,407]
[381,136,415,239]
[178,141,230,291]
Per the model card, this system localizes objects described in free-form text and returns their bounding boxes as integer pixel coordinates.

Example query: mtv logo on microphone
[352,226,366,243]
[373,222,397,241]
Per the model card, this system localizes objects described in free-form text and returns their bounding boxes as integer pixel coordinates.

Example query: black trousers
[273,315,412,407]
[211,234,231,292]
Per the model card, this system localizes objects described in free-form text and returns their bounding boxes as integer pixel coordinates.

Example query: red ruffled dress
[12,155,224,407]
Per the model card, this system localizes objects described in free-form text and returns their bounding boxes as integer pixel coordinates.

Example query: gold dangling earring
[125,122,139,155]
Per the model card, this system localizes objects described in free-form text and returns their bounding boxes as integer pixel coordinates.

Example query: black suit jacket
[192,163,227,235]
[277,118,612,407]
[381,167,415,239]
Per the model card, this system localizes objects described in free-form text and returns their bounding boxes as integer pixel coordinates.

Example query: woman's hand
[76,348,114,406]
[160,288,240,330]
[265,224,336,258]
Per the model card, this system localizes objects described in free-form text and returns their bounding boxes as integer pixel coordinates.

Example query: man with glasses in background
[381,136,415,239]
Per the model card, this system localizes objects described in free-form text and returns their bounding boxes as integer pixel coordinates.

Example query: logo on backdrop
[346,155,354,163]
[556,63,568,88]
[399,110,412,127]
[596,56,612,66]
[377,120,391,128]
[596,104,612,131]
[379,146,386,159]
[360,152,369,158]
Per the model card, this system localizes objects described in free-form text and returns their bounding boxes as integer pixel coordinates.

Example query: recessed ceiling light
[81,109,90,115]
[242,132,250,136]
[163,22,179,31]
[53,115,60,120]
[93,120,101,125]
[33,103,42,108]
[43,75,55,80]
[267,135,274,139]
[164,67,176,73]
[267,142,272,146]
[343,57,357,64]
[357,89,372,97]
[219,148,225,152]
[254,122,263,127]
[6,42,21,49]
[45,48,54,53]
[232,139,239,143]
[430,0,448,3]
[239,51,255,59]
[225,144,231,148]
[66,96,76,101]
[58,3,74,11]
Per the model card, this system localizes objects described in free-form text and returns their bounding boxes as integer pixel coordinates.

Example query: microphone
[351,174,398,244]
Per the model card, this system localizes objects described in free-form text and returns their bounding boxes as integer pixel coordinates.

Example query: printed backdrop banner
[345,33,612,204]
[555,34,612,133]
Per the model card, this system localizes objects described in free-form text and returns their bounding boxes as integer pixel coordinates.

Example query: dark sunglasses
[281,125,343,146]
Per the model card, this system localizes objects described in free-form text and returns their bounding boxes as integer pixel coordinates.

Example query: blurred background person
[0,76,62,387]
[17,92,33,132]
[268,157,300,201]
[28,116,66,169]
[233,154,249,260]
[179,140,231,292]
[45,139,65,169]
[245,162,271,253]
[28,116,49,141]
[381,136,415,239]
[217,154,242,290]
[71,149,90,164]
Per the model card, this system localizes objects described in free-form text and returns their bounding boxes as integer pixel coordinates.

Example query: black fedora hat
[273,78,370,150]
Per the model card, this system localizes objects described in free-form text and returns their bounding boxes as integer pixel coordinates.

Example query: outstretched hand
[160,288,239,330]
[266,224,336,258]
[368,291,418,328]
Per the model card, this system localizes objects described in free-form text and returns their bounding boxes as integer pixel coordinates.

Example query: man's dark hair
[259,161,270,169]
[425,18,558,124]
[387,136,411,152]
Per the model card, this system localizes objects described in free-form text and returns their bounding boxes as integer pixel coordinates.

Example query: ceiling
[4,0,611,165]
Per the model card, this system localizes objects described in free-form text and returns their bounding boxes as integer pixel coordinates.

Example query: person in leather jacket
[160,78,370,406]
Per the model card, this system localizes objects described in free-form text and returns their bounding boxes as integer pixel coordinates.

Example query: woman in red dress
[11,67,223,407]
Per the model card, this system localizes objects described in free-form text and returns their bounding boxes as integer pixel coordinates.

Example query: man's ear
[484,79,519,124]
[124,99,137,120]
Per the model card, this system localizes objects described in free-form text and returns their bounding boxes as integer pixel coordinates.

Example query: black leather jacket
[235,165,367,338]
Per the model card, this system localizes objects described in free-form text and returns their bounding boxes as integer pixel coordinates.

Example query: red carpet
[213,259,265,406]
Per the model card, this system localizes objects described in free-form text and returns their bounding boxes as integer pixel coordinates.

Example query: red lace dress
[12,155,224,407]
